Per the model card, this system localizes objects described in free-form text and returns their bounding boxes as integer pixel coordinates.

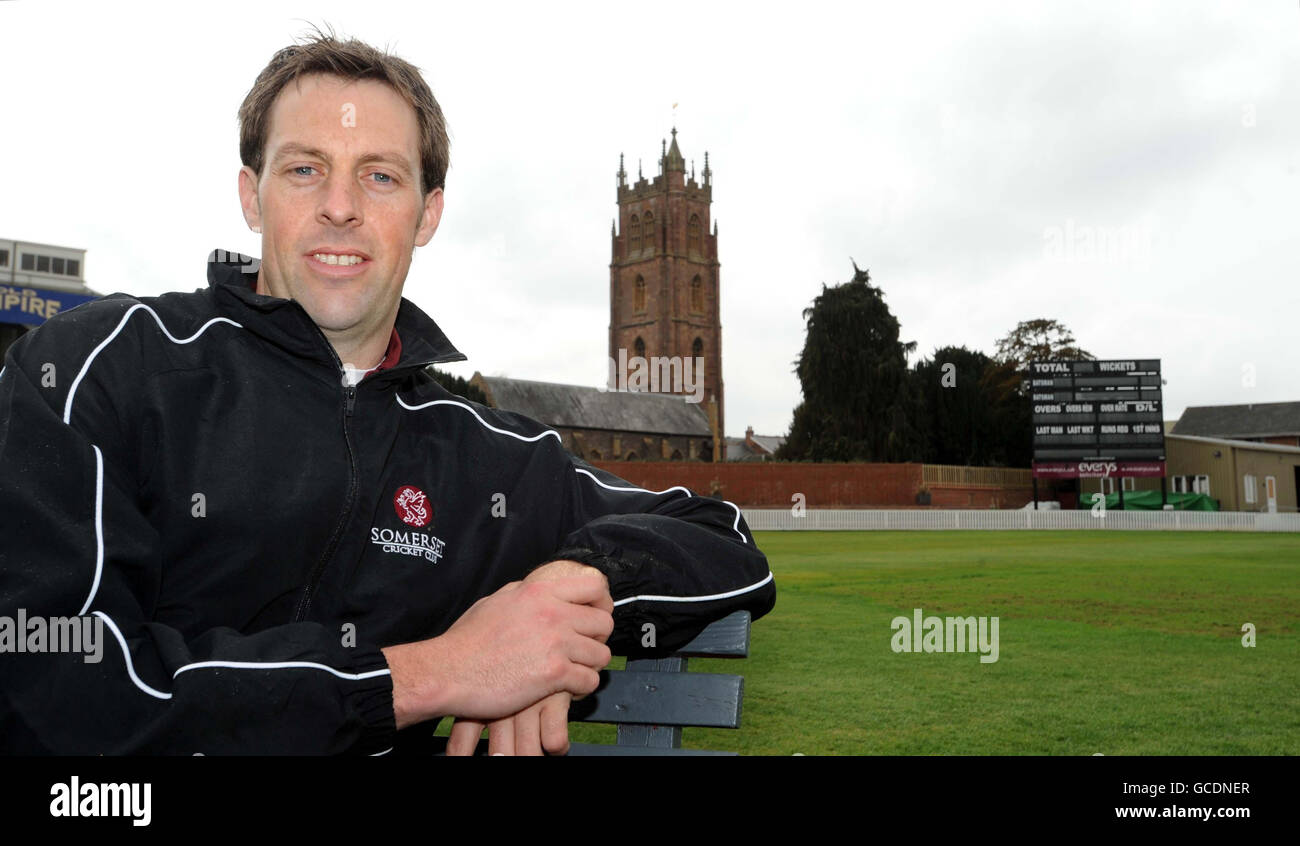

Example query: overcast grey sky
[3,0,1297,437]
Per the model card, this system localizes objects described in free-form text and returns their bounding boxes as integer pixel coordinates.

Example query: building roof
[749,433,785,454]
[725,431,786,461]
[724,438,759,461]
[474,373,711,436]
[1167,433,1300,456]
[1172,401,1300,439]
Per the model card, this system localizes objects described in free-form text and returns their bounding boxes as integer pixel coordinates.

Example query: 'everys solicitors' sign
[1033,460,1167,479]
[1,285,98,326]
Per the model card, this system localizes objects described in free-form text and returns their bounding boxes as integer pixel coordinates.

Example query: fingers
[536,572,612,608]
[560,663,602,699]
[487,716,515,756]
[590,592,615,616]
[539,694,571,755]
[446,718,485,756]
[513,706,543,756]
[568,602,615,642]
[466,694,572,757]
[565,631,613,672]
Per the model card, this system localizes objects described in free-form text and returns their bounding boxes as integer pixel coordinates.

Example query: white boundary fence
[740,508,1300,532]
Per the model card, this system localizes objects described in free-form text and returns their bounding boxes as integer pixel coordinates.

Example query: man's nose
[317,171,362,226]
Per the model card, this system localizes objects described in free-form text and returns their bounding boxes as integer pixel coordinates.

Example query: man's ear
[238,165,263,233]
[414,187,444,247]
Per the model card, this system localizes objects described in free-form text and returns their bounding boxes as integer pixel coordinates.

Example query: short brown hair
[238,25,450,196]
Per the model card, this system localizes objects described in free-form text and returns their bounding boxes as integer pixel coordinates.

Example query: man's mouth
[305,250,371,276]
[309,253,368,266]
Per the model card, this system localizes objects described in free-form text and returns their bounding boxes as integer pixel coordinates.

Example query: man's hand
[382,565,613,731]
[443,560,611,756]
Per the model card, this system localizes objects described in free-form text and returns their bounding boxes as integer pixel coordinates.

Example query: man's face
[238,73,442,353]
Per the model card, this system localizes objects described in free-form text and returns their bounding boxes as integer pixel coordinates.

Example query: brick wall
[590,461,917,506]
[590,460,1034,508]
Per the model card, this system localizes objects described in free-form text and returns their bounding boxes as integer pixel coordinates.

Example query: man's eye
[292,166,317,176]
[371,172,394,184]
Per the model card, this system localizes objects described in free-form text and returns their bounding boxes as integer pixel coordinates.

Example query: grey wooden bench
[565,609,752,756]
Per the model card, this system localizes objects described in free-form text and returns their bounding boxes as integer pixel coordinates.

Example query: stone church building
[471,128,728,461]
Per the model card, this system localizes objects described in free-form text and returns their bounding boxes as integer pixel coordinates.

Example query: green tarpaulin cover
[1077,490,1219,511]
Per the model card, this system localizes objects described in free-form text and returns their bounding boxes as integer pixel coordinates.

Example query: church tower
[609,128,725,458]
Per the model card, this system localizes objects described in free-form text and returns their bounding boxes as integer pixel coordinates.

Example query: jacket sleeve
[0,306,395,755]
[535,450,776,657]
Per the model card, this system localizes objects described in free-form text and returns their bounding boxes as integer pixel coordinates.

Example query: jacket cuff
[346,647,398,756]
[534,546,633,599]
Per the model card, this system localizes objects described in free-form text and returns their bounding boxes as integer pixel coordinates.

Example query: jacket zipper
[286,305,461,622]
[292,326,362,623]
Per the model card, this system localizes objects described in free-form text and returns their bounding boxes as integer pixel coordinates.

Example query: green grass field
[570,530,1300,755]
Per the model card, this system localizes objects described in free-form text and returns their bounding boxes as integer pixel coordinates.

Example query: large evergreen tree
[778,262,920,462]
[912,345,1001,465]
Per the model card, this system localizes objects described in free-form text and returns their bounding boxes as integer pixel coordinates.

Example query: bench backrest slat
[566,610,752,754]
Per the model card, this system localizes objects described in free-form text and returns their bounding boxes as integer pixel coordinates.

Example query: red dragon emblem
[393,485,431,528]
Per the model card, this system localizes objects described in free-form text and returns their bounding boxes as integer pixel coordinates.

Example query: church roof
[474,373,712,436]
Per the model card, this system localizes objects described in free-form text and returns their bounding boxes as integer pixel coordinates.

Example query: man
[0,31,774,755]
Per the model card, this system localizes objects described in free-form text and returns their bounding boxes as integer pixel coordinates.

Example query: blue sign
[0,285,98,326]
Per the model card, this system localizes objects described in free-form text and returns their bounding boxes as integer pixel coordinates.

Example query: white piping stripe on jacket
[573,467,748,544]
[398,395,750,544]
[573,467,693,499]
[396,395,563,443]
[95,611,391,701]
[76,445,105,616]
[63,304,242,424]
[173,661,391,682]
[95,611,170,700]
[612,571,775,607]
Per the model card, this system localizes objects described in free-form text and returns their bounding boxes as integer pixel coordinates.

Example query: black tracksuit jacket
[0,252,775,754]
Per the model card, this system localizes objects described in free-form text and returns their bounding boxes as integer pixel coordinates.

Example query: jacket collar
[205,250,468,381]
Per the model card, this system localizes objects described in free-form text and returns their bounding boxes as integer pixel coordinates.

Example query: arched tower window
[634,276,646,312]
[688,214,701,255]
[690,275,703,312]
[693,337,704,359]
[629,215,640,252]
[642,211,654,253]
[634,336,646,359]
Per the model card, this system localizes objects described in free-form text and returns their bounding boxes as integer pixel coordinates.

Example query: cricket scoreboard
[1030,359,1166,479]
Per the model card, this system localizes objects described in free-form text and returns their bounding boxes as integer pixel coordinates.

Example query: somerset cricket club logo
[373,485,446,564]
[393,485,431,527]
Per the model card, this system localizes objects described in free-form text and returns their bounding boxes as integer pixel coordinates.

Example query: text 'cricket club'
[372,485,447,563]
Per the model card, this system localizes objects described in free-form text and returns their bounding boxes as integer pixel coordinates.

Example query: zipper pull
[345,385,357,418]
